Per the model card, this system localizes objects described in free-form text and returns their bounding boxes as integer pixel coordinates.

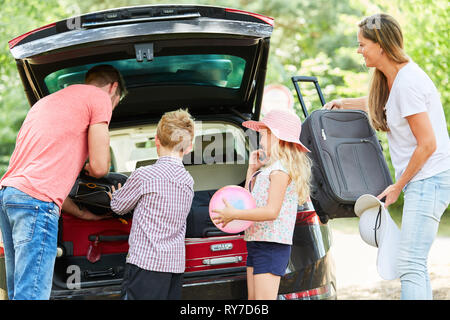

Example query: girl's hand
[212,198,237,228]
[377,184,402,208]
[323,99,344,110]
[248,149,268,173]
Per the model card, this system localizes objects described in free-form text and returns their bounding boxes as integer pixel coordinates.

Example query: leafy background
[0,0,448,233]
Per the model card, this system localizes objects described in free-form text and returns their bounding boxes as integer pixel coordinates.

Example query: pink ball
[209,185,256,234]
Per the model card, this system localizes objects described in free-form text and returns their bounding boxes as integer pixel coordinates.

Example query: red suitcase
[60,213,131,258]
[185,235,248,273]
[54,213,132,289]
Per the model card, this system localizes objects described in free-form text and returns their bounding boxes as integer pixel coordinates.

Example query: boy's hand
[212,198,236,228]
[107,183,122,200]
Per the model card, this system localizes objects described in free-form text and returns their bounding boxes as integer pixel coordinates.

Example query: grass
[329,207,450,238]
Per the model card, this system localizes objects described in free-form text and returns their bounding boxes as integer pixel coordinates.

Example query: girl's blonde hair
[358,13,409,132]
[266,137,312,205]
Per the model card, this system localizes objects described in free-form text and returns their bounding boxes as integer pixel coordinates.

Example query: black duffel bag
[68,172,131,217]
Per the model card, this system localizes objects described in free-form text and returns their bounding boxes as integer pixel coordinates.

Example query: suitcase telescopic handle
[291,76,326,118]
[88,234,129,242]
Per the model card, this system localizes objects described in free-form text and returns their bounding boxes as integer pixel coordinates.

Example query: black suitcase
[185,190,229,238]
[291,76,392,223]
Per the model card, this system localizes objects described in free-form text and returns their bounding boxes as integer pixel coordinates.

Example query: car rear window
[44,54,246,93]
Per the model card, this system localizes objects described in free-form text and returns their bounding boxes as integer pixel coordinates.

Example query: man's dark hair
[85,65,127,99]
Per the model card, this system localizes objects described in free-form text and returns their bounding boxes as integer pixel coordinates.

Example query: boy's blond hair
[157,109,195,153]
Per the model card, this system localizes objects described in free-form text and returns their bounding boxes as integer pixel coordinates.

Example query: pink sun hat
[242,109,311,153]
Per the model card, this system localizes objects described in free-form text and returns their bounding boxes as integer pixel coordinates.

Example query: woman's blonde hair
[358,13,409,132]
[266,137,312,205]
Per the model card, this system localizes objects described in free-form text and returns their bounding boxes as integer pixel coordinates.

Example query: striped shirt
[110,156,194,273]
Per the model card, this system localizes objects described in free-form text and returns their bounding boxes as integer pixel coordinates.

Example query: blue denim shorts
[246,241,291,277]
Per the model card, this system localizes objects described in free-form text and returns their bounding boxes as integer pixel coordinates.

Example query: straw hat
[354,194,400,280]
[242,109,311,153]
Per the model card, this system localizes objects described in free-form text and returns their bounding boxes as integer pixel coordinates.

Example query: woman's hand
[211,198,237,228]
[323,99,344,110]
[377,184,402,208]
[248,149,268,173]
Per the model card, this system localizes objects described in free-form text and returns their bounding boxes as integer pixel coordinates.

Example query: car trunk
[9,5,273,292]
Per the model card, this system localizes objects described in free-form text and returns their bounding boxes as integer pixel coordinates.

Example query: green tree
[0,0,447,222]
[0,0,68,173]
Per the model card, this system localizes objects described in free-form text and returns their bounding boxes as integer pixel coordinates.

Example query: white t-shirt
[385,61,450,183]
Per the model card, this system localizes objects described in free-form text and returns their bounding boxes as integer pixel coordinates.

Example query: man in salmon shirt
[0,65,125,300]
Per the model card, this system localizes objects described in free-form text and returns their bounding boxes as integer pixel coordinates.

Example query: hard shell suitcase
[291,76,392,223]
[185,235,248,273]
[54,213,132,289]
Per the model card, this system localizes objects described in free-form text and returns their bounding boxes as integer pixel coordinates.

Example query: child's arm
[213,170,290,227]
[109,171,143,215]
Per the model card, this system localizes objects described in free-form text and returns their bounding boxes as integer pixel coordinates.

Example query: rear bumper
[48,222,335,300]
[49,251,334,300]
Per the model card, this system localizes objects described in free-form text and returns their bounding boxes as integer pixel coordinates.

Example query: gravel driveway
[331,229,450,300]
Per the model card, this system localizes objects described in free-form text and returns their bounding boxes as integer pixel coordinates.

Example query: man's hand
[62,197,112,220]
[79,207,113,221]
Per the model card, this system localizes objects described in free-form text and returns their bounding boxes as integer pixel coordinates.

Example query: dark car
[1,4,335,300]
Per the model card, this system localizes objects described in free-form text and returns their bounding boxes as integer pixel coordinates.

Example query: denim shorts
[246,241,291,277]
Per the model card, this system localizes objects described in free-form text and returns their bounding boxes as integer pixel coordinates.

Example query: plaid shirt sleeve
[110,169,143,215]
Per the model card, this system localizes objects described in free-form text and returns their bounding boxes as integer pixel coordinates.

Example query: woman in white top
[324,13,450,300]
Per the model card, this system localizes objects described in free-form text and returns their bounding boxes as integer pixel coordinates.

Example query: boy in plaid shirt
[110,109,195,300]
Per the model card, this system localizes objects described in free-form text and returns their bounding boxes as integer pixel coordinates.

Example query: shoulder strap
[248,170,262,193]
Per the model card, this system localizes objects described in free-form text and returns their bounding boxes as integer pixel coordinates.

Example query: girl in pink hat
[212,108,312,300]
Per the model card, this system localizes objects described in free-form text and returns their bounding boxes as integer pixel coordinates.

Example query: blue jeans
[398,169,450,300]
[0,187,59,300]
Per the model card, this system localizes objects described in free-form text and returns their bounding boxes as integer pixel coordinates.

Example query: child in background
[212,109,312,300]
[110,109,195,300]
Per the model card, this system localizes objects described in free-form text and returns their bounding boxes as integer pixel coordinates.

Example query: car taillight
[296,199,319,226]
[279,284,334,300]
[8,22,56,50]
[296,211,319,225]
[225,8,274,26]
[0,232,3,257]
